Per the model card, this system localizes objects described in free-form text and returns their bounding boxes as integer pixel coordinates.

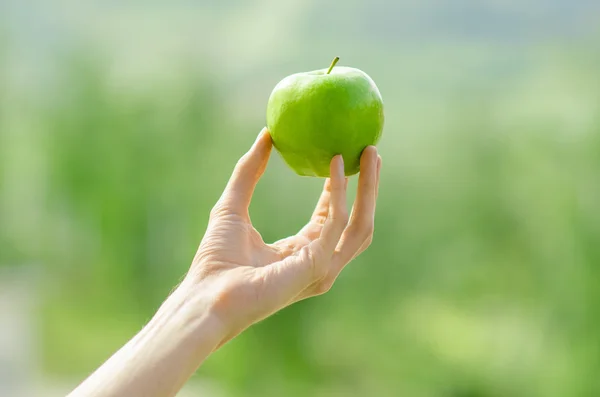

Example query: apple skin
[266,66,384,177]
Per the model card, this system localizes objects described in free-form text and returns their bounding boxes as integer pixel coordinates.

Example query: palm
[200,176,330,268]
[192,213,309,339]
[200,214,280,267]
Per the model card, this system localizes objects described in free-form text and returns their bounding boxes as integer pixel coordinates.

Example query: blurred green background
[1,1,600,396]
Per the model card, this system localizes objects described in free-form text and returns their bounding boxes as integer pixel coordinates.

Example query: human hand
[179,128,381,346]
[67,127,381,397]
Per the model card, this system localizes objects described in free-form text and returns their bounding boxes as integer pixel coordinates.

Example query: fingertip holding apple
[331,154,345,179]
[266,57,384,178]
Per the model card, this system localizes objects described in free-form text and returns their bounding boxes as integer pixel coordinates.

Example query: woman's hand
[68,127,381,397]
[181,128,381,346]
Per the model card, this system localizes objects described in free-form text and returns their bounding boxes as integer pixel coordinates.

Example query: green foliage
[1,50,600,396]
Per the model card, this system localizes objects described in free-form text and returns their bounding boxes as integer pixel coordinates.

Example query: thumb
[219,128,272,217]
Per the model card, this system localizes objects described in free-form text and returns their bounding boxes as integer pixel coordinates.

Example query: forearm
[68,284,224,397]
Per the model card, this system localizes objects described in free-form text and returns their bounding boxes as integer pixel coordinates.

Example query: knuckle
[360,180,375,192]
[342,211,350,225]
[364,221,375,237]
[355,217,374,237]
[236,153,250,169]
[363,234,374,249]
[236,152,258,175]
[333,209,349,227]
[209,203,226,220]
[307,245,328,281]
[314,280,334,295]
[331,180,345,192]
[230,158,249,180]
[312,214,328,226]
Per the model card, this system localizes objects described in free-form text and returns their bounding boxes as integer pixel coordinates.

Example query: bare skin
[68,128,381,397]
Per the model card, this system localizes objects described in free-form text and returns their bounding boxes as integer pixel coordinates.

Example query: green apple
[266,57,384,177]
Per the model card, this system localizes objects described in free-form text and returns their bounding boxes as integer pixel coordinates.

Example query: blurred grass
[1,44,600,396]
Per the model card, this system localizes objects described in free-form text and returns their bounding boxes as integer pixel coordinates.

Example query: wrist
[149,280,227,352]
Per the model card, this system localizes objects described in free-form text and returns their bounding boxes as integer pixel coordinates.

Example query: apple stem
[326,57,340,74]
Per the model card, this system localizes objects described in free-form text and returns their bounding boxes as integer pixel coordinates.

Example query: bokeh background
[1,1,600,396]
